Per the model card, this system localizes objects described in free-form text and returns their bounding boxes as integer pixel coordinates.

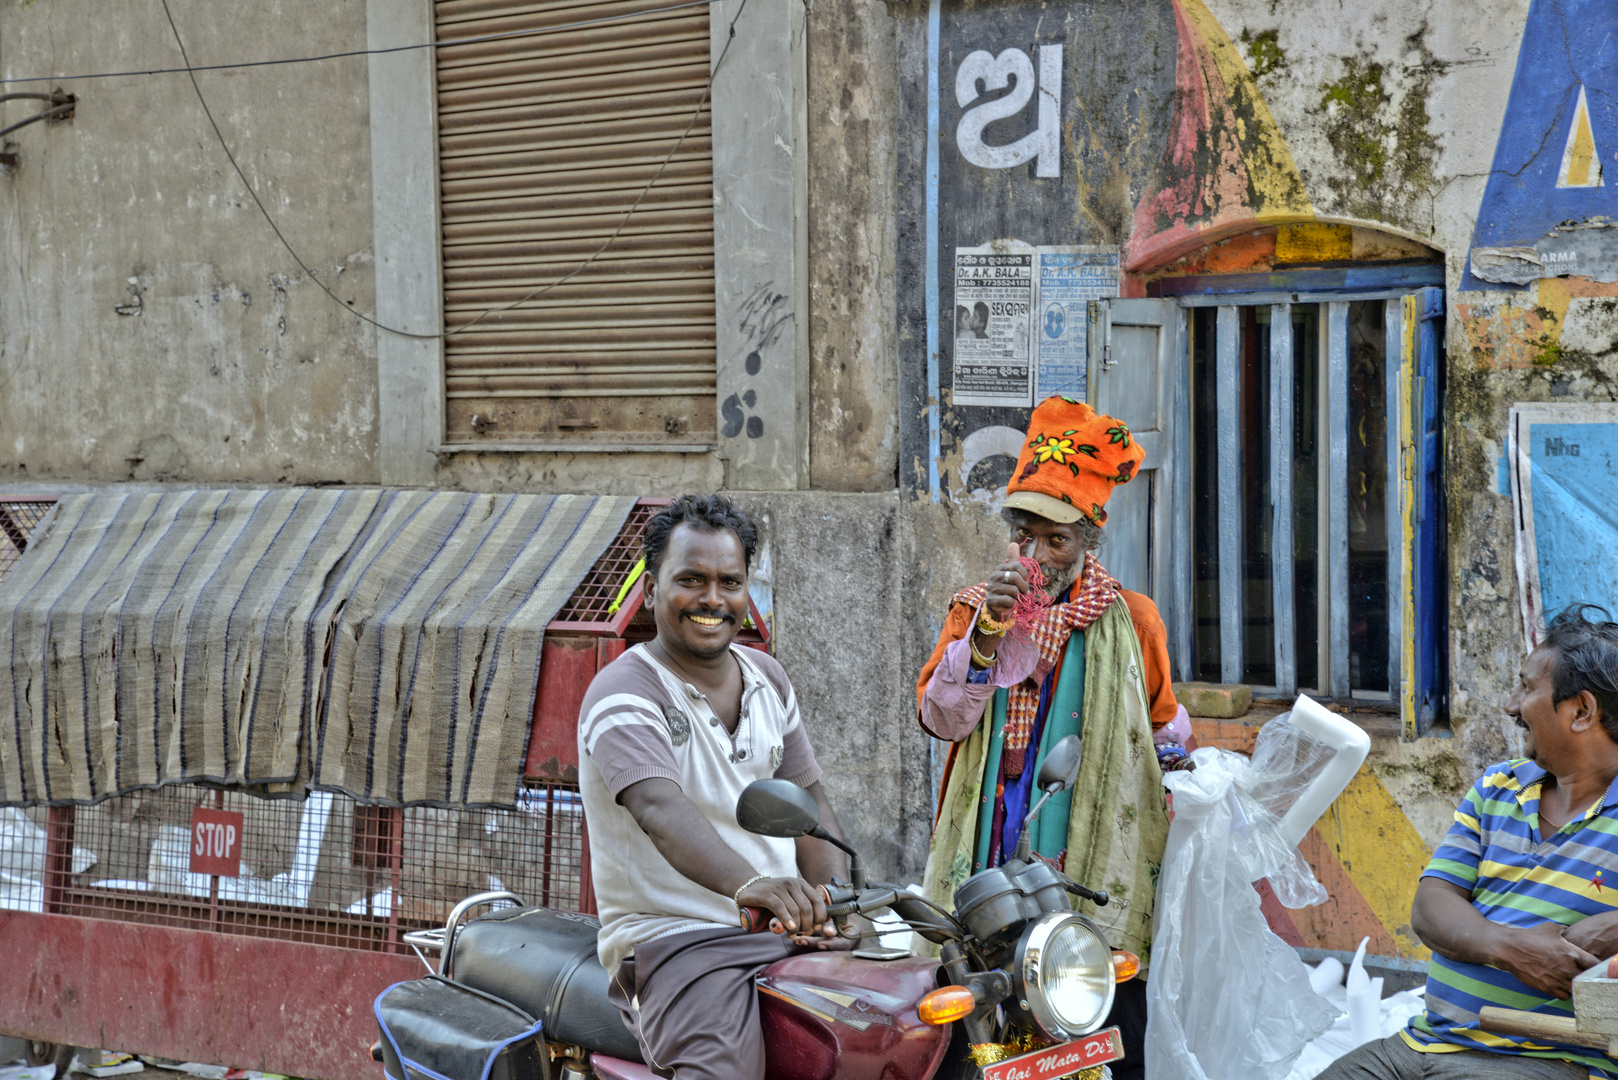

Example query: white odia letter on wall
[955,45,1062,178]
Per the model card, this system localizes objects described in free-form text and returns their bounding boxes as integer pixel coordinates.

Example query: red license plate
[981,1027,1124,1080]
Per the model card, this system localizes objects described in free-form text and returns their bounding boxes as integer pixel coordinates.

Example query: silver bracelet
[733,872,769,907]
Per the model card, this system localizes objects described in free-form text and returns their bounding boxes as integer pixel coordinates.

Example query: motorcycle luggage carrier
[403,891,524,974]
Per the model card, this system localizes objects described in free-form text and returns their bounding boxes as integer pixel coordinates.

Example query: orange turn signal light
[1112,949,1140,983]
[917,985,977,1025]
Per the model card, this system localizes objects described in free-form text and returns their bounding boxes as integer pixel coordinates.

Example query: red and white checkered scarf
[950,552,1120,777]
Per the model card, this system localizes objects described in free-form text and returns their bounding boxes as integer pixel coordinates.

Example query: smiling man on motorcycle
[917,395,1189,1080]
[577,493,852,1080]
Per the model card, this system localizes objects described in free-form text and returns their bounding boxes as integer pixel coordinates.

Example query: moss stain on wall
[1313,24,1444,226]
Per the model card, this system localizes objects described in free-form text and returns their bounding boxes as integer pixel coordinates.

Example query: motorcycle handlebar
[742,877,1109,934]
[738,884,894,933]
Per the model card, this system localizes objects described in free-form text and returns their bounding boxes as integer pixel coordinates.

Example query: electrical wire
[0,102,74,140]
[157,0,749,342]
[0,0,712,85]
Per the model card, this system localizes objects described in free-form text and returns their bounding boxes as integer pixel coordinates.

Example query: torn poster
[1034,246,1119,401]
[952,243,1034,408]
[1508,402,1618,648]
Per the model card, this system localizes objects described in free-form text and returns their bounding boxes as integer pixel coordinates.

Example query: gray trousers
[1316,1033,1590,1080]
[607,926,804,1080]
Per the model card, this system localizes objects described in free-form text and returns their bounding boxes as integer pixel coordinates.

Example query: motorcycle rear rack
[403,891,525,975]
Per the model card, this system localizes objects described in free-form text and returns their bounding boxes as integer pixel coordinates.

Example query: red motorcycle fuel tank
[757,952,950,1080]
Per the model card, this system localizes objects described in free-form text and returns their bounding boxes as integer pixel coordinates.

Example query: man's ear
[1567,689,1602,734]
[642,571,656,605]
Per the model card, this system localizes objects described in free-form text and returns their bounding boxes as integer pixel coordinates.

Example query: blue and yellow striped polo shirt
[1403,759,1618,1076]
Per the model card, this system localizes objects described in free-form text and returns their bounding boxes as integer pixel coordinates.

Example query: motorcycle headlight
[1014,912,1116,1039]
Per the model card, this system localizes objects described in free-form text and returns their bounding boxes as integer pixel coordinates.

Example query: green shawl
[921,597,1170,966]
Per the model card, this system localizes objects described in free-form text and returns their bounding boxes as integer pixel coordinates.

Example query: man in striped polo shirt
[1322,606,1618,1079]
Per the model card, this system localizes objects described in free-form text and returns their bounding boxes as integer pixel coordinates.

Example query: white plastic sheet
[1286,949,1426,1080]
[0,807,96,911]
[1146,714,1349,1080]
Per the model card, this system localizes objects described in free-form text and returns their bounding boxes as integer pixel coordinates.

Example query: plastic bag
[1145,721,1342,1080]
[1239,713,1338,907]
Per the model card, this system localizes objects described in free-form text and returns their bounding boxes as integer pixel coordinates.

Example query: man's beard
[1042,559,1084,600]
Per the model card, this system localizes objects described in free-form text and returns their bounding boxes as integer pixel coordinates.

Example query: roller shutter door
[436,0,717,446]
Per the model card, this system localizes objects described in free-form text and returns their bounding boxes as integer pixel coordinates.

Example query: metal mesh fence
[0,499,55,583]
[0,781,584,952]
[548,498,664,628]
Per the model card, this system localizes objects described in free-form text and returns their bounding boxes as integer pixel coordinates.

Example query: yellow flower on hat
[1033,436,1076,464]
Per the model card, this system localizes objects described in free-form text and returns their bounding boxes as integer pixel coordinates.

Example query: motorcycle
[372,735,1135,1080]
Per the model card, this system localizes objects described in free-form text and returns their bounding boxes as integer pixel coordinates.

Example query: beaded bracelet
[976,608,1015,637]
[733,872,769,908]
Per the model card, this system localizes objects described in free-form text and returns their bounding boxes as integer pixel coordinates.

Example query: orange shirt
[915,588,1179,731]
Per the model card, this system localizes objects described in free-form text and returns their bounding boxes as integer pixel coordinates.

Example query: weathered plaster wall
[1195,1,1539,790]
[806,0,900,492]
[1214,0,1529,246]
[730,492,930,881]
[0,0,380,486]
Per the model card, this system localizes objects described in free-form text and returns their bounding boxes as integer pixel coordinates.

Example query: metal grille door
[436,0,717,446]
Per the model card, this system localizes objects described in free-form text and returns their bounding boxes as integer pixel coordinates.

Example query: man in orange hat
[916,395,1187,1079]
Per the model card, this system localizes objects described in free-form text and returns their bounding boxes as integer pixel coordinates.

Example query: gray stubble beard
[1042,558,1084,600]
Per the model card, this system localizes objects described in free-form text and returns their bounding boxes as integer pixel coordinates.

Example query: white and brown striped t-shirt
[577,643,822,975]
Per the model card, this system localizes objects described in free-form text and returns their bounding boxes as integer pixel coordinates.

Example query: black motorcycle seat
[451,907,643,1064]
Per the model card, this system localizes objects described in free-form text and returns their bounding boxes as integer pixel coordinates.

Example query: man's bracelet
[969,637,997,669]
[733,873,769,907]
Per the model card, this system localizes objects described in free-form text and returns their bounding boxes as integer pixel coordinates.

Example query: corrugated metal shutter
[436,0,717,446]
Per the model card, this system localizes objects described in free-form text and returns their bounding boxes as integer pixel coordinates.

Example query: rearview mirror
[736,779,820,838]
[1037,735,1082,794]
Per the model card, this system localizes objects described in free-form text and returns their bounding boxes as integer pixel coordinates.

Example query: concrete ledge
[1176,681,1252,718]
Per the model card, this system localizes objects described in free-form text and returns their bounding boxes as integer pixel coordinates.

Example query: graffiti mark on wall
[721,389,763,439]
[1463,0,1618,289]
[955,46,1063,177]
[722,283,791,441]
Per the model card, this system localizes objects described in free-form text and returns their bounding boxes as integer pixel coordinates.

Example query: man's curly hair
[642,494,759,577]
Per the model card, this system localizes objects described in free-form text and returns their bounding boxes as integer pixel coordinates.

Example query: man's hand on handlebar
[735,875,828,938]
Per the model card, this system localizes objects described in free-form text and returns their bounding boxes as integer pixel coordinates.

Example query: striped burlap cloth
[0,489,635,807]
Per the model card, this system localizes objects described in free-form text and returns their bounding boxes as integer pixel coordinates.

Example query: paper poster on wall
[952,243,1034,408]
[1508,402,1618,648]
[1034,246,1119,400]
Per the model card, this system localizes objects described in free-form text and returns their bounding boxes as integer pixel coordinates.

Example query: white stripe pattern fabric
[0,488,635,807]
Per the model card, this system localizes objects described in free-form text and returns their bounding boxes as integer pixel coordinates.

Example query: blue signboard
[1526,422,1618,620]
[1511,405,1618,644]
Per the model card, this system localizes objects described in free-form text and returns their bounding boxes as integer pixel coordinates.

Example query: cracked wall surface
[0,0,381,486]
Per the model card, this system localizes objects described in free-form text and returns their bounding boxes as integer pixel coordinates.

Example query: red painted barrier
[0,910,421,1080]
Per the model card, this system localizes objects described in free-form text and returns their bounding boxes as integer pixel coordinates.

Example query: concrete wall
[0,0,380,487]
[806,0,900,492]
